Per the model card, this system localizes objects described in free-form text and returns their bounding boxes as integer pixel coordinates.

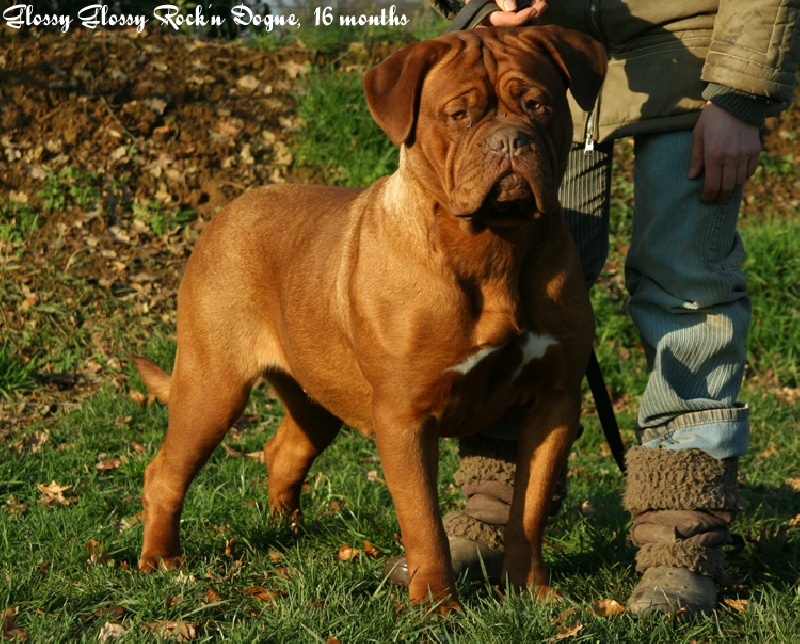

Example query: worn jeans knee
[626,130,751,456]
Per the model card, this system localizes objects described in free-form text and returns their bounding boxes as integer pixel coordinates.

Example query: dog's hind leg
[138,352,253,573]
[263,371,343,518]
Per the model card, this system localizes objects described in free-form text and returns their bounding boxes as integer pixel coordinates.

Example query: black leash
[446,0,627,474]
[445,0,500,31]
[586,350,626,473]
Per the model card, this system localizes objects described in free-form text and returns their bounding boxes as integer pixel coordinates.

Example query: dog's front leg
[374,411,461,614]
[502,390,581,599]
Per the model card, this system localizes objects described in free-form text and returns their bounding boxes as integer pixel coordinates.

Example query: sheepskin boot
[623,446,741,617]
[383,433,568,586]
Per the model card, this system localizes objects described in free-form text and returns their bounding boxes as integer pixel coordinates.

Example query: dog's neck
[379,160,556,342]
[383,157,552,274]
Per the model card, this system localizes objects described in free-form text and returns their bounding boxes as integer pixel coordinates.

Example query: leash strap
[444,0,628,474]
[446,0,500,31]
[446,0,540,31]
[586,350,626,473]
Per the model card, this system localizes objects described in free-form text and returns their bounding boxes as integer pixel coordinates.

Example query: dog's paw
[435,598,464,616]
[534,585,563,603]
[138,553,183,573]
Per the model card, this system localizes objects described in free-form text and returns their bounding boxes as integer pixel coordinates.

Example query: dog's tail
[131,355,171,404]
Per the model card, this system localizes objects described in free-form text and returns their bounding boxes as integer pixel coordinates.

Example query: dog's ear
[363,40,451,146]
[521,26,607,111]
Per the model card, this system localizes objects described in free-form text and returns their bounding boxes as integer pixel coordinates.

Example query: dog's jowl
[134,26,606,613]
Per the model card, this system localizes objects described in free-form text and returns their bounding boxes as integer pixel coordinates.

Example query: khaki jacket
[433,0,800,143]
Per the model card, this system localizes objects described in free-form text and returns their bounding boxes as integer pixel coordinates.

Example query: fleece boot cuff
[623,446,740,583]
[442,434,516,551]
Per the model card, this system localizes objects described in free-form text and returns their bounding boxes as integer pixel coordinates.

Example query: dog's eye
[524,99,549,116]
[448,109,468,122]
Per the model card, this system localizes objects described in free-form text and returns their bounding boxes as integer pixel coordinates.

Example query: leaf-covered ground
[0,27,401,428]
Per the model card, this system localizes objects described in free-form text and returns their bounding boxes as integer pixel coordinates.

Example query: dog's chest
[448,331,557,380]
[434,330,561,437]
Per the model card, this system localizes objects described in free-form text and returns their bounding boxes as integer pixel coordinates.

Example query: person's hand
[474,0,547,27]
[688,102,761,204]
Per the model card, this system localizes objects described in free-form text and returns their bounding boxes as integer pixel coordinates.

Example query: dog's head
[364,26,606,223]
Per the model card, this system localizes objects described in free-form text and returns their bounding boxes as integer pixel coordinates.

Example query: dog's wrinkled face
[364,27,606,224]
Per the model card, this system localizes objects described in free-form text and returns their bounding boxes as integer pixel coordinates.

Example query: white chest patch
[511,332,558,381]
[447,344,504,375]
[446,331,559,379]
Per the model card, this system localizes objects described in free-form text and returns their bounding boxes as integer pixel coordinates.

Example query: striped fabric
[560,132,750,459]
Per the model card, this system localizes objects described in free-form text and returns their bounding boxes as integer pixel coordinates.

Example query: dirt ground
[1,26,798,426]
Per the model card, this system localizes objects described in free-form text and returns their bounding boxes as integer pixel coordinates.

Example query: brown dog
[133,26,606,612]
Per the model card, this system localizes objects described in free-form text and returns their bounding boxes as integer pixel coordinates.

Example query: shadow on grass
[725,481,800,596]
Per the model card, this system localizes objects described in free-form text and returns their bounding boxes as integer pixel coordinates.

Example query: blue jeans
[564,131,750,459]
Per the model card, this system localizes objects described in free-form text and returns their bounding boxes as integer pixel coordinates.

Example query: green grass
[743,217,800,388]
[292,68,399,187]
[0,201,39,244]
[133,200,198,236]
[3,368,798,640]
[0,345,35,398]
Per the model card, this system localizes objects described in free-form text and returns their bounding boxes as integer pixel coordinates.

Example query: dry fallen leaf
[237,74,260,91]
[363,541,380,558]
[551,621,583,640]
[129,390,149,406]
[37,481,71,495]
[114,415,132,428]
[279,60,307,79]
[549,608,583,641]
[118,512,144,532]
[140,620,197,641]
[37,481,76,506]
[5,495,27,516]
[94,606,126,619]
[1,606,28,641]
[221,443,243,458]
[591,598,626,616]
[96,456,124,471]
[337,544,361,561]
[723,598,749,612]
[125,440,148,454]
[759,443,779,458]
[18,430,49,454]
[98,621,127,641]
[785,478,800,491]
[204,587,222,604]
[243,586,287,603]
[175,571,197,584]
[87,539,110,568]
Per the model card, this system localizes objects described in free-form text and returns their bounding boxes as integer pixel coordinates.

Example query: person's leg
[384,141,614,586]
[623,130,749,616]
[562,139,614,290]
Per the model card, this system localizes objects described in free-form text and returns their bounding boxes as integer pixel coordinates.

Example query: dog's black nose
[488,129,531,157]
